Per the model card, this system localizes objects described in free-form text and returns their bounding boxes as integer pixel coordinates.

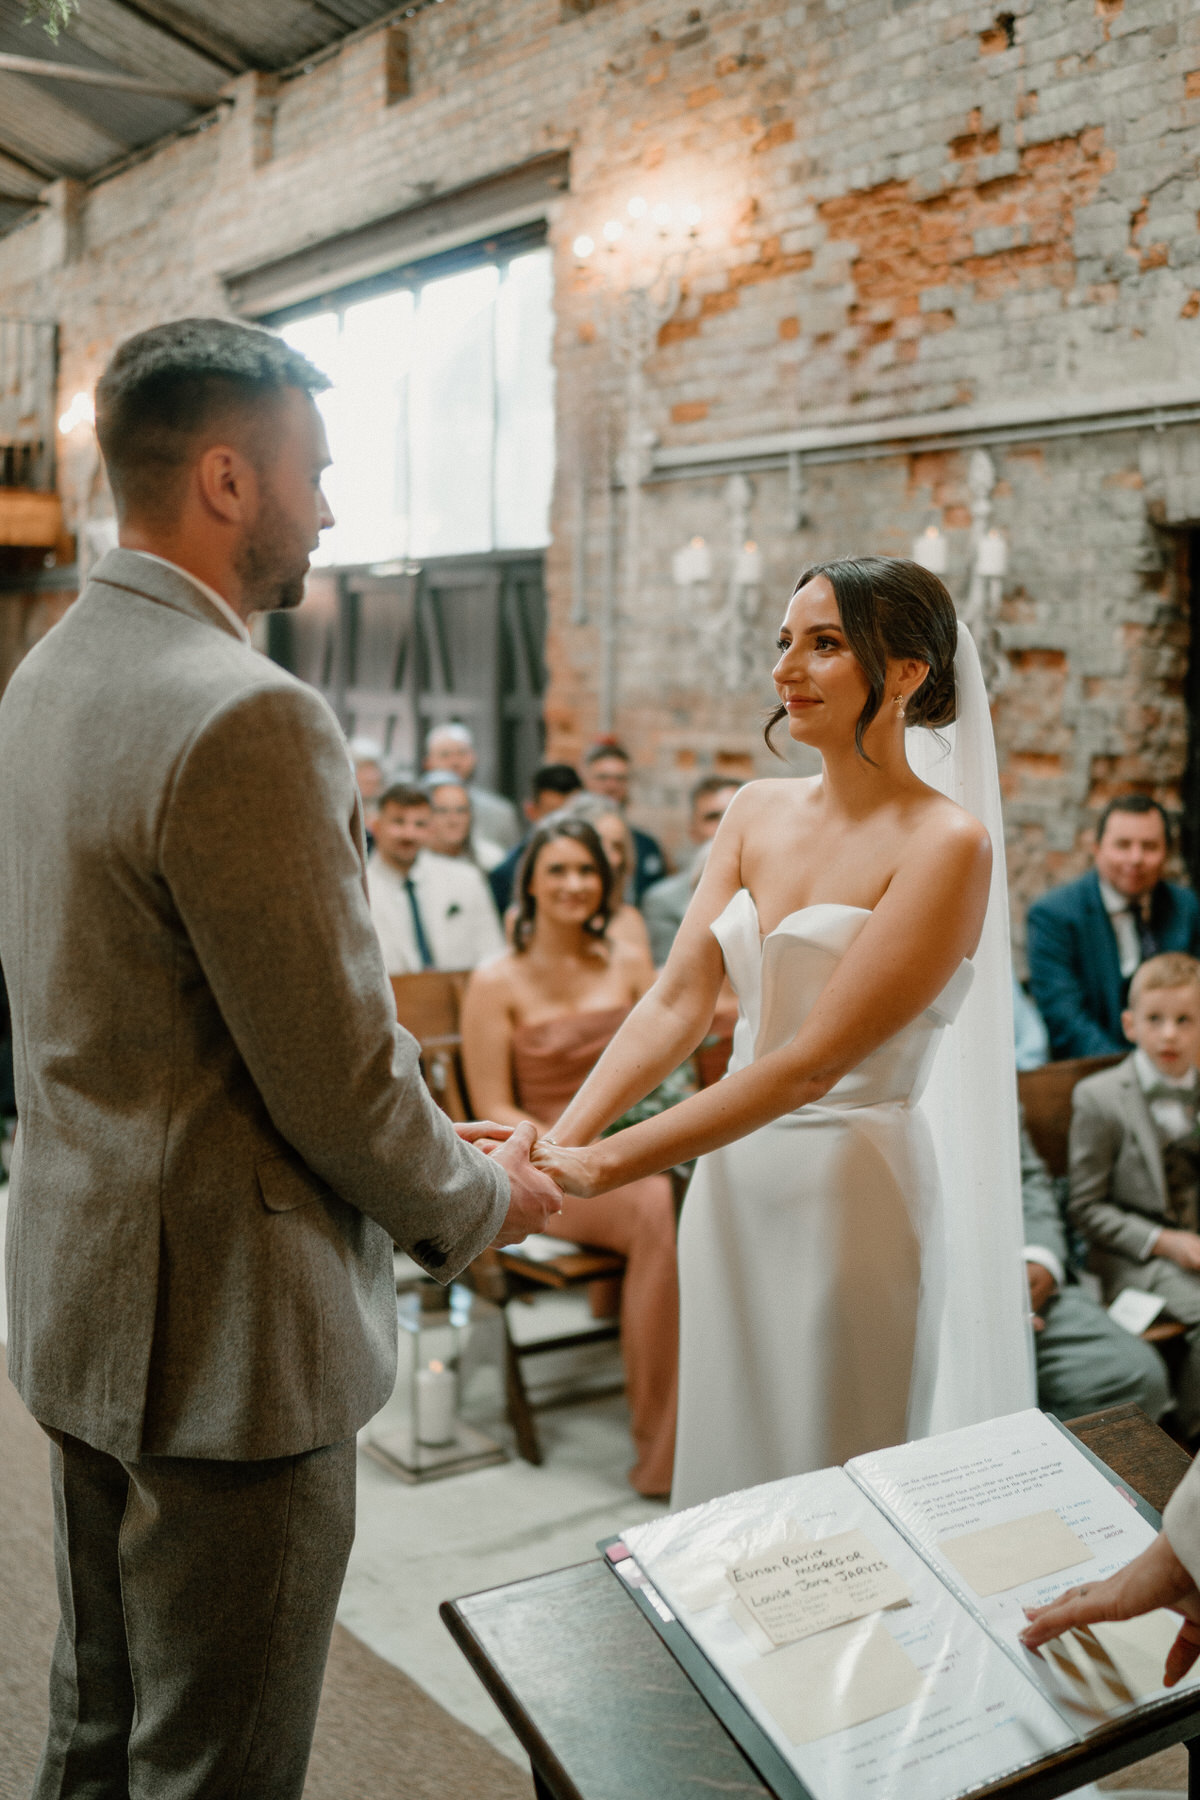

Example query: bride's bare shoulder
[725,775,818,819]
[908,791,992,870]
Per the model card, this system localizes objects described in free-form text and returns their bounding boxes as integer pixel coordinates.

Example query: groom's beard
[235,486,311,613]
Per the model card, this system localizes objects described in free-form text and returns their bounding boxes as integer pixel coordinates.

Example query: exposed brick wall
[2,0,1199,907]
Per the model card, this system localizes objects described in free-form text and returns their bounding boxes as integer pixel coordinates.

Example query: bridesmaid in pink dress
[461,817,678,1496]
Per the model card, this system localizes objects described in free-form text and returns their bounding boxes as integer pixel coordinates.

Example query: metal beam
[0,52,228,108]
[0,136,66,182]
[102,0,249,76]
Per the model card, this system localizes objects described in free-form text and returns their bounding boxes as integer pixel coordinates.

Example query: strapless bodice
[710,889,973,1110]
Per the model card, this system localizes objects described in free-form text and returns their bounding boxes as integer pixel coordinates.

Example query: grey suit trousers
[34,1428,357,1800]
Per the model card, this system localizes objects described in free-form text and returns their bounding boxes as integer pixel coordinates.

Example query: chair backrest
[1018,1054,1123,1179]
[390,969,473,1122]
[390,969,470,1042]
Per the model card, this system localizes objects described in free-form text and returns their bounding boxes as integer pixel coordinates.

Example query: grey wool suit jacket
[1067,1056,1169,1267]
[0,550,509,1463]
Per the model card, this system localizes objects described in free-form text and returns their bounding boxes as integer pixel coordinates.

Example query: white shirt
[367,849,505,976]
[1134,1047,1198,1145]
[125,550,251,644]
[1098,876,1145,980]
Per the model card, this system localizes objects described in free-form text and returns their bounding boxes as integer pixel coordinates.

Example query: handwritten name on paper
[728,1531,911,1647]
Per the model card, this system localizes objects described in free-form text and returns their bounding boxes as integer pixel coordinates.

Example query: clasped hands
[453,1120,603,1248]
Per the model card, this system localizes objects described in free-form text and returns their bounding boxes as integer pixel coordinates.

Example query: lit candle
[672,536,713,587]
[975,528,1008,577]
[911,525,948,574]
[415,1359,456,1446]
[734,540,764,586]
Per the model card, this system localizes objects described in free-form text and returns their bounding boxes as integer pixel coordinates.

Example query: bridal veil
[906,624,1037,1433]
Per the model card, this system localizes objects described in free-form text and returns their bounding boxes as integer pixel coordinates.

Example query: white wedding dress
[670,627,1035,1511]
[671,892,974,1509]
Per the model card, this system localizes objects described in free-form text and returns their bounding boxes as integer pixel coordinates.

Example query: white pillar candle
[976,528,1008,577]
[415,1359,456,1446]
[912,525,948,574]
[734,540,763,586]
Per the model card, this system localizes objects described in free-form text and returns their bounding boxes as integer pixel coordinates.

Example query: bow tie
[1147,1081,1196,1104]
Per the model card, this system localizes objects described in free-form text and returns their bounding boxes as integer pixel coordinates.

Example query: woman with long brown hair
[533,557,1031,1507]
[460,816,678,1496]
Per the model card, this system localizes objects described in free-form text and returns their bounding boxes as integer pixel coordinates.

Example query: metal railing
[0,317,57,491]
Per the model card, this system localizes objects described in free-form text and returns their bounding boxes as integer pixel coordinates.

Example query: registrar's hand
[1020,1531,1200,1687]
[490,1119,563,1247]
[531,1138,608,1198]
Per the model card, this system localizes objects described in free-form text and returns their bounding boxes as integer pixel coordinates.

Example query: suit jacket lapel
[1116,1060,1168,1212]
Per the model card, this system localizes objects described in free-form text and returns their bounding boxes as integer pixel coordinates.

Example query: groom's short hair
[95,317,329,526]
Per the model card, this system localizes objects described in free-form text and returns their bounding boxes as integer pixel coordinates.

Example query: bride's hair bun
[906,643,957,729]
[766,555,958,761]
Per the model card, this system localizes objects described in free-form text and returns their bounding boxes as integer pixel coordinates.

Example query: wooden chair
[391,970,472,1121]
[1017,1054,1123,1180]
[391,968,631,1464]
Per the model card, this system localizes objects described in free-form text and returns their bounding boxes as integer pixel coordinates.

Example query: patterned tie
[404,877,435,970]
[1132,894,1158,963]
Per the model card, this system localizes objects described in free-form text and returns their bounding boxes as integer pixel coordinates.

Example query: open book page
[850,1409,1200,1726]
[622,1464,1074,1800]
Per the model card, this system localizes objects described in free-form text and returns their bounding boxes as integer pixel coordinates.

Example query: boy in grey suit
[0,320,560,1800]
[1069,951,1200,1437]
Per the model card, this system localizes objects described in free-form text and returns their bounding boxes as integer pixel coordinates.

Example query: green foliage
[22,0,78,40]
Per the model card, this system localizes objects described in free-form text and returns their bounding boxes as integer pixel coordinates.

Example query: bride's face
[772,576,871,748]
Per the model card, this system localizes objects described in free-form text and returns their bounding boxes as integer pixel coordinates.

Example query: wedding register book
[603,1409,1200,1800]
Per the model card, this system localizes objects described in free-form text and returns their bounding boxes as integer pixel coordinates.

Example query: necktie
[404,877,435,970]
[1132,895,1158,963]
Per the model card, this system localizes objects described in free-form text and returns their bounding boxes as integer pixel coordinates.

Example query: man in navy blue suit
[1027,794,1200,1059]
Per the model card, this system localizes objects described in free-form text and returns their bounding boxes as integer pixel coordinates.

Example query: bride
[533,555,1032,1508]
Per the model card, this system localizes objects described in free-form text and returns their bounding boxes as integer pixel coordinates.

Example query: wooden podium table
[441,1406,1200,1800]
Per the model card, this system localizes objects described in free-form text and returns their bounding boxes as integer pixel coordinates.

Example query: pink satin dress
[512,1005,678,1497]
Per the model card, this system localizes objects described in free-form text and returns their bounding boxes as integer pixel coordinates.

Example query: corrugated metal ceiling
[0,0,425,237]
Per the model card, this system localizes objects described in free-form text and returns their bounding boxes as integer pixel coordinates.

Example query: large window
[278,245,554,567]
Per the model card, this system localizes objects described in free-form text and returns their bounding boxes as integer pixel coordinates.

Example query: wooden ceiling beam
[0,52,228,108]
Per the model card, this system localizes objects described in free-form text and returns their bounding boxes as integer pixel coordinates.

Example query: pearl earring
[894,693,906,718]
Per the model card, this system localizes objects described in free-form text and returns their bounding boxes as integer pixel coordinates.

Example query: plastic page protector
[851,1408,1200,1724]
[622,1464,1074,1800]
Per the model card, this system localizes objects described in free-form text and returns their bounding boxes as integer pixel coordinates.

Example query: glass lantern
[365,1277,507,1482]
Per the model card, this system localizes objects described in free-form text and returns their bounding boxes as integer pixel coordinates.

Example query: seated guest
[425,773,505,872]
[1022,1116,1168,1423]
[489,762,583,914]
[1013,976,1051,1071]
[349,736,386,839]
[367,782,504,974]
[423,723,521,852]
[561,794,653,960]
[583,740,667,902]
[1028,794,1200,1058]
[1069,953,1200,1437]
[643,776,742,965]
[461,818,677,1496]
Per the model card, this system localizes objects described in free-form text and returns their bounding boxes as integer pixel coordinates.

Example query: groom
[0,317,561,1799]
